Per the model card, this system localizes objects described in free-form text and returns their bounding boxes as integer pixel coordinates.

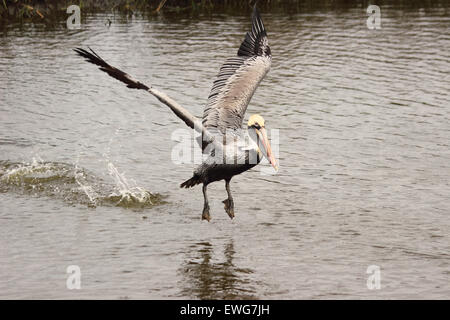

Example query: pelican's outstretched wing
[202,7,271,134]
[73,47,199,132]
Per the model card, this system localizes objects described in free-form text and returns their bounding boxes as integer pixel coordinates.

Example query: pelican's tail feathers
[180,175,201,188]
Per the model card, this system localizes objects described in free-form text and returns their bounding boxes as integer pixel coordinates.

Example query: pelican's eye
[253,123,261,130]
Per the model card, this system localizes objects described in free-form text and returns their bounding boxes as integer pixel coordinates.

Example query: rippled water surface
[1,4,449,299]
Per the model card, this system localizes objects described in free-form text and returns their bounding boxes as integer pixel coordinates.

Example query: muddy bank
[2,0,448,22]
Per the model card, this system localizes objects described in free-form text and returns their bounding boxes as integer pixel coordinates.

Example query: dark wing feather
[73,47,149,90]
[202,7,271,134]
[73,47,204,135]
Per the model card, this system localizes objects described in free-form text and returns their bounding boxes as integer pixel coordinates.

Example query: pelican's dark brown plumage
[74,7,277,221]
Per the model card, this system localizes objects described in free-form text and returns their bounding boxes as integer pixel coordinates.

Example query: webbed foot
[202,205,211,222]
[222,199,235,219]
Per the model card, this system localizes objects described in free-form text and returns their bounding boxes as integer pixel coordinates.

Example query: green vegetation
[1,0,448,21]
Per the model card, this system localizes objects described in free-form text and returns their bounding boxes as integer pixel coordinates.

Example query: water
[1,4,449,299]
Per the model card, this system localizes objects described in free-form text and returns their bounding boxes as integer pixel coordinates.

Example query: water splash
[74,164,99,206]
[106,161,160,208]
[0,157,77,196]
[99,128,162,208]
[0,157,165,209]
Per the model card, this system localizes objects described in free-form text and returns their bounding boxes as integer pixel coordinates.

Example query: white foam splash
[1,155,160,209]
[101,128,156,206]
[74,166,99,205]
[1,157,50,183]
[73,153,99,205]
[106,161,155,206]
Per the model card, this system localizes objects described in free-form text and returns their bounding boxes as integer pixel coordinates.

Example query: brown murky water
[0,4,449,299]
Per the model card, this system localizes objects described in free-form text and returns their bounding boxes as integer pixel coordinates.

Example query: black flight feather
[237,7,270,57]
[73,47,149,90]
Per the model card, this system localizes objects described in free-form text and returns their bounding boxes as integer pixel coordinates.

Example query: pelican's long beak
[256,127,278,171]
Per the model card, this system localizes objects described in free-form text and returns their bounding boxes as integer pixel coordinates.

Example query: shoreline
[2,0,449,22]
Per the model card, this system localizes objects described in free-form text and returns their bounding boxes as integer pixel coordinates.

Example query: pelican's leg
[223,179,235,219]
[202,184,211,221]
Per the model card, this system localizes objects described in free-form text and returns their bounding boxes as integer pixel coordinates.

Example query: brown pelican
[74,7,277,221]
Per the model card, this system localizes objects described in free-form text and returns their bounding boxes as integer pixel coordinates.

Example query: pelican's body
[186,131,260,182]
[75,7,277,221]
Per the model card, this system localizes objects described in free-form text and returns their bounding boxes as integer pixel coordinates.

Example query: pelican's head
[247,114,278,171]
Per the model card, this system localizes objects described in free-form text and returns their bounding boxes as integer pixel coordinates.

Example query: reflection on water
[179,241,258,299]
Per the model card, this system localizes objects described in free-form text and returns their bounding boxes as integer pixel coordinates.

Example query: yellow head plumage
[247,114,265,128]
